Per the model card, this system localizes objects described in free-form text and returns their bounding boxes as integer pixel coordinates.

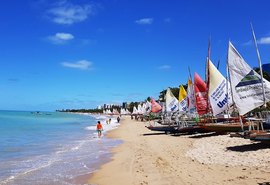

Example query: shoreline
[88,116,270,185]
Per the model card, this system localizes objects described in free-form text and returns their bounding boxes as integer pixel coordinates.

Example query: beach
[89,116,270,185]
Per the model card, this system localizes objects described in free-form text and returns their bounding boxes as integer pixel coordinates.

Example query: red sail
[151,98,162,113]
[194,73,208,115]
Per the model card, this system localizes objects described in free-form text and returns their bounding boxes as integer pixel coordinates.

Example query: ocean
[0,110,121,185]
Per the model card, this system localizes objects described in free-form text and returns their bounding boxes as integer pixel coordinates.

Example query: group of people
[96,116,121,138]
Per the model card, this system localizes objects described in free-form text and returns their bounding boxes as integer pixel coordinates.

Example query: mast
[250,23,266,107]
[206,38,211,115]
[188,66,192,80]
[188,66,196,114]
[216,59,220,70]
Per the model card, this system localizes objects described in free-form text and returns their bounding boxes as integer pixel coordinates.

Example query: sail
[179,85,188,112]
[165,88,179,112]
[208,59,233,116]
[137,104,143,114]
[145,101,152,113]
[187,78,196,113]
[125,109,131,115]
[132,106,138,114]
[151,98,162,113]
[113,109,120,115]
[120,108,125,115]
[228,42,270,115]
[194,73,208,115]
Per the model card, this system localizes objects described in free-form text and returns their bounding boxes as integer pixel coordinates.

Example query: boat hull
[201,123,256,133]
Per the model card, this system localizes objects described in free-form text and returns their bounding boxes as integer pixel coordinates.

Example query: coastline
[88,116,270,185]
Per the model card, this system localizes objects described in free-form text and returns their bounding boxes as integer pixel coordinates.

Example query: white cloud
[257,36,270,44]
[135,18,153,25]
[47,1,94,25]
[61,60,93,70]
[48,32,74,44]
[158,65,171,70]
[55,32,74,40]
[243,40,252,46]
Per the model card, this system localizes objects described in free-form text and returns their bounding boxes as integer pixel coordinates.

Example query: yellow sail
[179,85,187,101]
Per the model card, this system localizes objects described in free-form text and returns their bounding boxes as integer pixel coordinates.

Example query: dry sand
[89,116,270,185]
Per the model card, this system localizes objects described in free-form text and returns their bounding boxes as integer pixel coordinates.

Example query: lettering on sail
[210,79,230,109]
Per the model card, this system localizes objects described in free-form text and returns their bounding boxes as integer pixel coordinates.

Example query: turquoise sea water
[0,110,121,185]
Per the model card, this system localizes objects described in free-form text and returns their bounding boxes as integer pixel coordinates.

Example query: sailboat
[200,56,251,133]
[227,41,270,136]
[226,29,270,141]
[173,76,210,134]
[146,89,180,133]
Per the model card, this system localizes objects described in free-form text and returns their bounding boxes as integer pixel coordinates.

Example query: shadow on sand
[227,142,270,152]
[142,132,167,136]
[258,182,270,185]
[186,132,220,138]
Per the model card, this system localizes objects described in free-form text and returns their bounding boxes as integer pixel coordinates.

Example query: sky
[1,0,270,111]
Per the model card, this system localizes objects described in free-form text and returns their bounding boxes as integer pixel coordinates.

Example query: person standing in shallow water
[117,116,120,123]
[96,121,103,138]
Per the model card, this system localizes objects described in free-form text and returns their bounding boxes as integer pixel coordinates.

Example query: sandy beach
[89,116,270,185]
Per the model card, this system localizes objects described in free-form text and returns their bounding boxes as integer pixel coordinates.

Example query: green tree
[159,84,187,101]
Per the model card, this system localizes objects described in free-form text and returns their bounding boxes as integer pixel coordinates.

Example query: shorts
[97,129,102,134]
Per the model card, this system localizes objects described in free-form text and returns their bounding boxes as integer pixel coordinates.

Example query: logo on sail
[235,70,262,88]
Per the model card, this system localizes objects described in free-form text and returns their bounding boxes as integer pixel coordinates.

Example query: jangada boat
[202,42,270,134]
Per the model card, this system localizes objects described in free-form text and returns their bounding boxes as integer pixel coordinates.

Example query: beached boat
[201,122,256,133]
[203,40,270,134]
[146,120,208,134]
[250,132,270,142]
[145,124,178,133]
[227,36,270,138]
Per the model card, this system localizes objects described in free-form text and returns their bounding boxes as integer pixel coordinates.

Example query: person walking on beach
[96,121,103,138]
[117,116,120,123]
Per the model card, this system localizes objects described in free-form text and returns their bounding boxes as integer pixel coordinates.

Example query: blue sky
[1,0,270,111]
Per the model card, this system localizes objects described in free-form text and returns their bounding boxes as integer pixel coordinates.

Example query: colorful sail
[208,59,233,116]
[151,98,162,113]
[165,88,179,112]
[228,42,270,115]
[179,85,188,112]
[187,78,196,113]
[194,73,208,115]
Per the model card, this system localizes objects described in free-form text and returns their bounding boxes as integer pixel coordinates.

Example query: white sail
[113,109,119,115]
[208,59,233,116]
[141,103,146,114]
[132,106,138,114]
[125,109,131,115]
[137,104,143,114]
[228,42,270,115]
[145,101,151,113]
[165,88,179,112]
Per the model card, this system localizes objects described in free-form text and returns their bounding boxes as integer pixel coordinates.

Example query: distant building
[122,102,127,109]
